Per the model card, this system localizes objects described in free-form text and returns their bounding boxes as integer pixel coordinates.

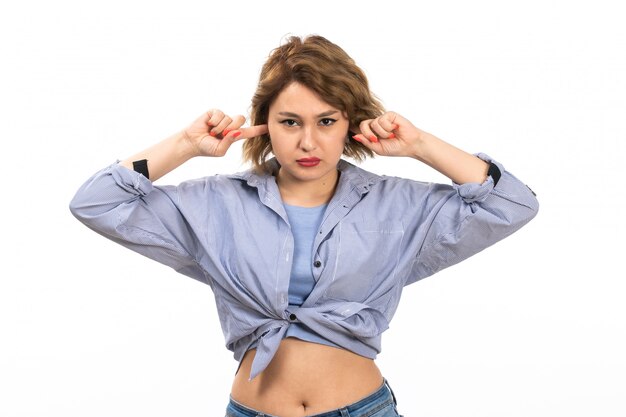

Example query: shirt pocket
[324,220,405,302]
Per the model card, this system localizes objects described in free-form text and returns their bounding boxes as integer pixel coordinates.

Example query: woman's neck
[276,169,339,207]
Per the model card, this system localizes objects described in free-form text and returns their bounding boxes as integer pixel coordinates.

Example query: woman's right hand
[182,109,268,157]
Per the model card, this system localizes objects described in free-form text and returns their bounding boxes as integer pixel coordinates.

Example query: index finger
[237,124,269,139]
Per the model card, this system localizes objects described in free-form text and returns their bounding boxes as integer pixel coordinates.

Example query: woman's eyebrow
[277,110,339,118]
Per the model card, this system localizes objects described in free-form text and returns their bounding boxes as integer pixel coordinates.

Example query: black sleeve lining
[488,162,501,187]
[132,159,150,179]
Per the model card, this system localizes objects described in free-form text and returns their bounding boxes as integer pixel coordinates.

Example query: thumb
[350,132,377,149]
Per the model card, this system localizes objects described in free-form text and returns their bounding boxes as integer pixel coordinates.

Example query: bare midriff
[230,337,384,417]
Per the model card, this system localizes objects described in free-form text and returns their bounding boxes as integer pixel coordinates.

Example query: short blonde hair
[243,35,385,173]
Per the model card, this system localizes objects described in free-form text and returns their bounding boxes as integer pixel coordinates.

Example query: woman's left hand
[353,111,426,158]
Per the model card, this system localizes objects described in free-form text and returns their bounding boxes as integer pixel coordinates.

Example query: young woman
[70,35,539,417]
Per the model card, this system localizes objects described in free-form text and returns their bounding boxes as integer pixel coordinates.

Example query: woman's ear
[346,130,357,143]
[349,122,362,136]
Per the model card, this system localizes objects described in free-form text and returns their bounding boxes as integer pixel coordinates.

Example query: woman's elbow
[69,191,90,222]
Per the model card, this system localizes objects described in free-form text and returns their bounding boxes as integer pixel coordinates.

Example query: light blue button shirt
[70,155,539,381]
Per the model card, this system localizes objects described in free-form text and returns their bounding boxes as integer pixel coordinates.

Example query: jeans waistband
[227,377,398,417]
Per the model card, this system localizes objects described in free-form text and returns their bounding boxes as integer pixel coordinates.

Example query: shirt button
[289,313,297,321]
[313,260,322,268]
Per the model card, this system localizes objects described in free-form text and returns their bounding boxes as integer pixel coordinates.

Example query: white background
[1,0,624,416]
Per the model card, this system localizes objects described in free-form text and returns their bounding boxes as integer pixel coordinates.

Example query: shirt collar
[228,157,382,195]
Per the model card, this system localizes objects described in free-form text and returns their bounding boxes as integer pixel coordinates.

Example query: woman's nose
[298,128,317,151]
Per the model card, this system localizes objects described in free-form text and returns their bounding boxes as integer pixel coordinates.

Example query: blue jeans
[225,378,403,417]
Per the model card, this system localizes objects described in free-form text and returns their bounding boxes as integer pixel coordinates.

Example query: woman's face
[267,82,349,188]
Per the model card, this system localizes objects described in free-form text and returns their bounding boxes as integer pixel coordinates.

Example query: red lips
[296,157,321,167]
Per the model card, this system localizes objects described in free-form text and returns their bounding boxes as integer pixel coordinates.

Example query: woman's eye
[320,118,337,126]
[280,119,298,127]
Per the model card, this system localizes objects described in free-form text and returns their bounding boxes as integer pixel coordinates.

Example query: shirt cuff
[452,153,503,203]
[107,160,155,196]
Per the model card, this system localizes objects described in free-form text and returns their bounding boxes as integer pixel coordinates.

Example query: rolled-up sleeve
[405,153,539,286]
[69,162,208,284]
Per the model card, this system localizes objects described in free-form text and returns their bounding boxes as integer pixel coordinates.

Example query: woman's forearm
[119,130,198,182]
[411,132,490,185]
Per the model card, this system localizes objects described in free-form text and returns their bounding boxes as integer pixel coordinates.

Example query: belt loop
[384,378,398,405]
[340,408,350,417]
